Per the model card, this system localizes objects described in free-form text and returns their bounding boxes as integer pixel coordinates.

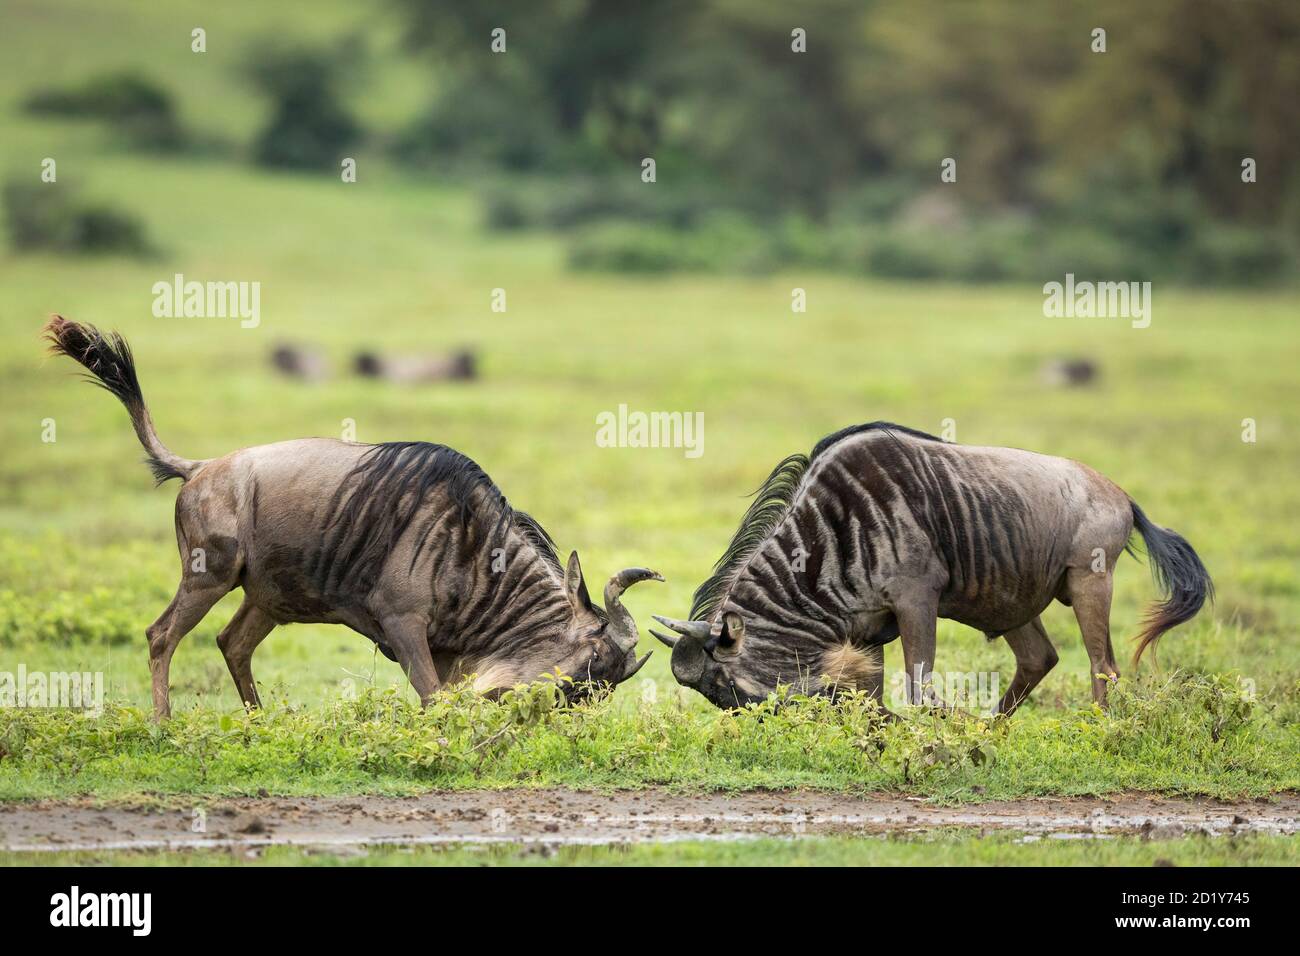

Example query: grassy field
[1,0,1298,828]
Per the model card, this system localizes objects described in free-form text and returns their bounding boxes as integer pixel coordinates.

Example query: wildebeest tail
[1129,500,1212,667]
[44,315,200,484]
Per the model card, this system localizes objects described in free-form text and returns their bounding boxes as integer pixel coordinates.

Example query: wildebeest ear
[564,550,594,613]
[717,611,746,657]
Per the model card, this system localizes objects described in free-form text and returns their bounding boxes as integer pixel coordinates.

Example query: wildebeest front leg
[216,599,276,709]
[1066,566,1119,707]
[896,592,942,707]
[379,614,441,705]
[859,644,900,720]
[996,616,1059,716]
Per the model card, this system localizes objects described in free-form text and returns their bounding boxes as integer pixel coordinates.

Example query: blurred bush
[483,177,719,232]
[23,71,184,150]
[566,210,1295,285]
[245,43,363,169]
[3,180,153,256]
[396,77,563,172]
[569,217,770,274]
[1186,228,1294,285]
[0,587,141,646]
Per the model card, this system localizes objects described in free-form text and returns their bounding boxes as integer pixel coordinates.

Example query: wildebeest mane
[317,441,561,595]
[810,420,942,459]
[689,422,942,620]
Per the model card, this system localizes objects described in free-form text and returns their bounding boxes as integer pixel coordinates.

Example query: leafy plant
[244,42,362,170]
[23,71,184,150]
[3,180,153,256]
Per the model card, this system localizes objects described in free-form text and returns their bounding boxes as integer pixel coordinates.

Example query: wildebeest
[46,316,661,719]
[652,422,1211,716]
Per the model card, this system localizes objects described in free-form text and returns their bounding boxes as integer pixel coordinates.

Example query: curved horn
[622,650,654,681]
[651,615,711,640]
[604,567,664,652]
[649,628,679,649]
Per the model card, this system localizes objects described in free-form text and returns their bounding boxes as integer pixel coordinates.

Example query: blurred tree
[246,41,363,170]
[392,0,1298,280]
[396,0,691,154]
[1041,0,1300,225]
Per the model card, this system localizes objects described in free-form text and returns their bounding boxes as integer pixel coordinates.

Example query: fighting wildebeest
[46,317,661,718]
[652,422,1211,716]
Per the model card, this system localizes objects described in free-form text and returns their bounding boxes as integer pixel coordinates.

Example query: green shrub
[1097,672,1260,760]
[569,223,703,273]
[23,72,184,150]
[1186,227,1293,285]
[0,587,141,646]
[1024,223,1151,282]
[397,78,560,173]
[1,672,1296,799]
[483,176,717,235]
[568,215,776,274]
[862,227,956,280]
[246,44,362,170]
[2,180,152,256]
[482,190,535,231]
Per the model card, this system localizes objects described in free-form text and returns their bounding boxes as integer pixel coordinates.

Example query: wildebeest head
[548,552,662,702]
[650,609,784,708]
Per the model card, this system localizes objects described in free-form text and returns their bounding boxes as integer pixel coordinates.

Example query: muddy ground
[3,790,1298,852]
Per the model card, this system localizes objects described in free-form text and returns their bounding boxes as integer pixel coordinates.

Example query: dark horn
[605,567,664,652]
[623,650,654,680]
[649,628,679,649]
[651,615,711,640]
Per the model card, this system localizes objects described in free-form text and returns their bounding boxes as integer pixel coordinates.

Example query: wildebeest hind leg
[995,616,1059,716]
[1066,566,1119,707]
[147,579,231,720]
[378,614,441,706]
[216,599,276,709]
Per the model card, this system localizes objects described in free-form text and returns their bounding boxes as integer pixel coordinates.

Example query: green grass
[5,832,1297,867]
[1,0,1299,812]
[2,675,1296,801]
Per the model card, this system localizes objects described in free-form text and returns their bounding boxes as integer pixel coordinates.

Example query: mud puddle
[2,790,1297,852]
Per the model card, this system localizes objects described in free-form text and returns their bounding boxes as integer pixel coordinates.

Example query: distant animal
[354,349,477,383]
[1039,357,1099,387]
[46,316,660,719]
[653,422,1211,715]
[270,343,329,382]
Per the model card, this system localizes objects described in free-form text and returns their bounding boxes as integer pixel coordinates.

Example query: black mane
[809,420,942,460]
[689,422,940,620]
[317,441,561,594]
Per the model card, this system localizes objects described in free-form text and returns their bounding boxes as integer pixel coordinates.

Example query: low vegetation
[3,181,153,256]
[1,674,1295,801]
[23,70,184,151]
